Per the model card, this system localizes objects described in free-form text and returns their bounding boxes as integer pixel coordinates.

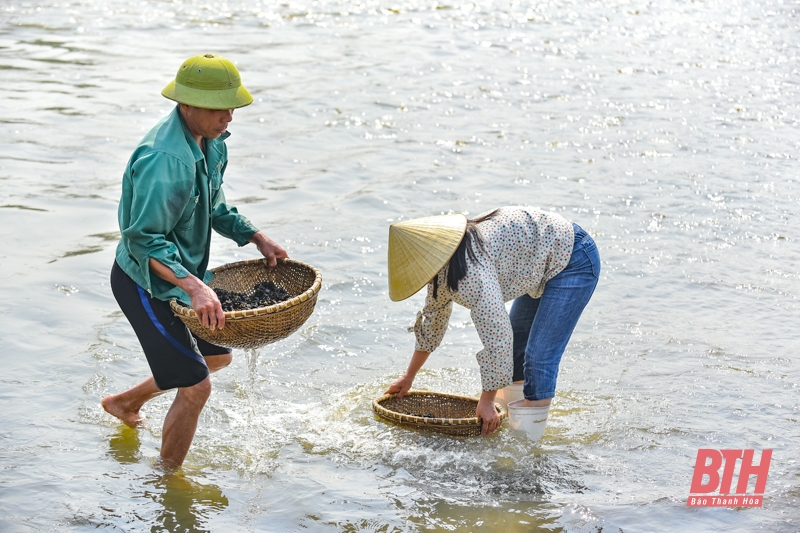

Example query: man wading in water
[102,54,287,468]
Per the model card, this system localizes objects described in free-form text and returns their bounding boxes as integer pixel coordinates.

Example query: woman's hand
[477,391,502,435]
[385,374,414,399]
[385,350,430,399]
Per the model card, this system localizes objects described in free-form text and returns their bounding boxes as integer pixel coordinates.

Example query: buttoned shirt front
[115,105,259,303]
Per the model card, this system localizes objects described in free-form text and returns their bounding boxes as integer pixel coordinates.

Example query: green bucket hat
[161,54,253,110]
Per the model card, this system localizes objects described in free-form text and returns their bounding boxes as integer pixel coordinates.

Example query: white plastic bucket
[495,383,524,410]
[507,400,550,441]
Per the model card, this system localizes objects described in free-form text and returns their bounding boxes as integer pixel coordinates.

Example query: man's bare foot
[102,394,144,428]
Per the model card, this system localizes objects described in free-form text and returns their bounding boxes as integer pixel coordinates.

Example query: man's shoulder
[133,109,196,170]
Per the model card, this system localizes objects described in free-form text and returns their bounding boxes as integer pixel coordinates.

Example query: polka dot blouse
[413,206,575,391]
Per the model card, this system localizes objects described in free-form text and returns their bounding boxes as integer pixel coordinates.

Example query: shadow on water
[107,425,142,464]
[142,473,229,533]
[404,499,568,533]
[106,427,229,532]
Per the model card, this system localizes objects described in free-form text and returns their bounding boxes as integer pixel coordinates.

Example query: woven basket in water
[373,391,507,437]
[170,258,321,349]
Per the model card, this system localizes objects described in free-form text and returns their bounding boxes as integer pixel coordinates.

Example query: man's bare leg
[159,376,212,468]
[102,377,164,427]
[205,353,232,373]
[102,353,232,427]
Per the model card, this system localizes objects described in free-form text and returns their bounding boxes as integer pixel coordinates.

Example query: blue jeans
[509,223,600,400]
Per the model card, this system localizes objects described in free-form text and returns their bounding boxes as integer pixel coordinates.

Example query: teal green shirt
[115,105,259,303]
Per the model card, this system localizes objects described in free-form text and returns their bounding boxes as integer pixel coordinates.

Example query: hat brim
[388,214,467,301]
[161,80,253,110]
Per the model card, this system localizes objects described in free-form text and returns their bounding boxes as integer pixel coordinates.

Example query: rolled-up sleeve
[452,261,514,392]
[122,152,193,291]
[470,289,514,391]
[414,279,453,353]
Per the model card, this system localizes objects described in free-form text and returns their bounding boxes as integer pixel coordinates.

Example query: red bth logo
[687,449,772,507]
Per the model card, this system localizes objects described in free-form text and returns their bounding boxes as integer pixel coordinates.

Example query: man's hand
[250,231,288,267]
[188,282,226,330]
[148,258,226,330]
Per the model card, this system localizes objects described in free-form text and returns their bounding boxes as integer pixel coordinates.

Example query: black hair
[432,209,499,299]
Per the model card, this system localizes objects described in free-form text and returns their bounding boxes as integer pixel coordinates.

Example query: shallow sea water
[1,0,799,531]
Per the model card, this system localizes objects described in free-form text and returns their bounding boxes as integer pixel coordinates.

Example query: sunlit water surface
[1,0,798,531]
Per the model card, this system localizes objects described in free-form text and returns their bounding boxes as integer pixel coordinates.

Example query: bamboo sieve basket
[170,258,321,349]
[373,391,507,437]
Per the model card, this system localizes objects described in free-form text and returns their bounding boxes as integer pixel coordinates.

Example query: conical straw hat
[388,214,467,301]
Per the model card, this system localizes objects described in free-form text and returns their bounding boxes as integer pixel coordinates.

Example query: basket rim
[169,257,322,319]
[373,391,507,427]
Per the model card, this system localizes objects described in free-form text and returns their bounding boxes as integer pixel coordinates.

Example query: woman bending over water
[385,206,600,438]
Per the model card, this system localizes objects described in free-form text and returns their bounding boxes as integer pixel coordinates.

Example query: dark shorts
[110,261,230,390]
